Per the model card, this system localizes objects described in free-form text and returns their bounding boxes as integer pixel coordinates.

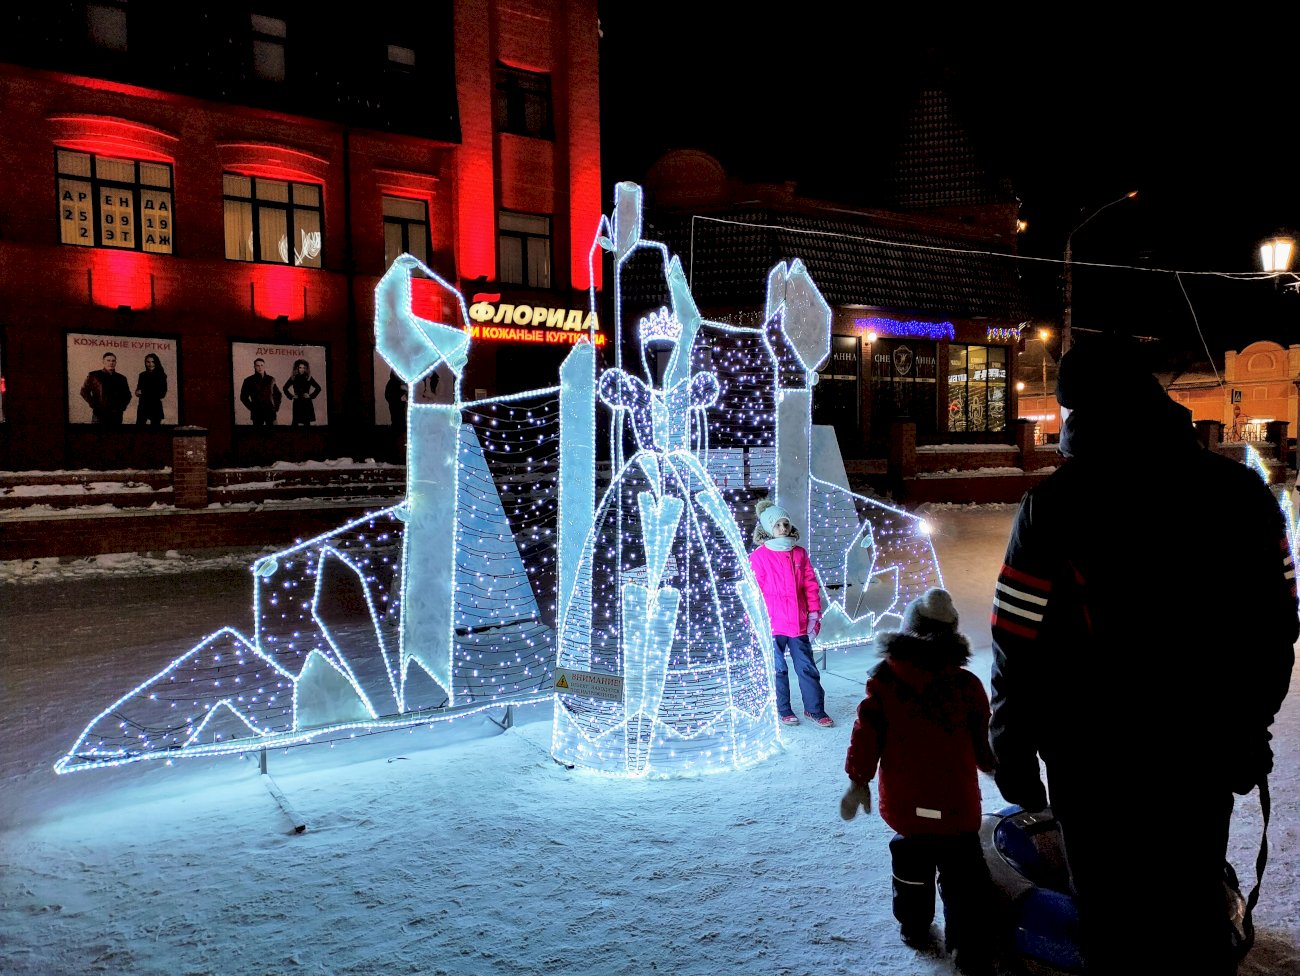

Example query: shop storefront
[815,313,1016,456]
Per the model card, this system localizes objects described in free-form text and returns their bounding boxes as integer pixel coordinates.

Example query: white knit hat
[758,504,791,535]
[901,587,959,635]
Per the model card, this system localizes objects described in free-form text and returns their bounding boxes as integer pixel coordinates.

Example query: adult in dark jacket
[134,353,167,425]
[80,352,132,425]
[284,358,322,426]
[239,358,282,426]
[842,588,997,976]
[989,335,1297,976]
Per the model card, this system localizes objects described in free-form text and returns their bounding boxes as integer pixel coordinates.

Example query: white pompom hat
[758,504,791,535]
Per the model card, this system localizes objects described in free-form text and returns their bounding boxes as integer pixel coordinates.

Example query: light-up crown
[637,307,682,345]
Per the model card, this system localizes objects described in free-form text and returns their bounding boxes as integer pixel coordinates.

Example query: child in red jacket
[839,587,997,976]
[749,499,832,727]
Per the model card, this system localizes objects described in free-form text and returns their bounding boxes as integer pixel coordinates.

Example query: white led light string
[57,184,945,779]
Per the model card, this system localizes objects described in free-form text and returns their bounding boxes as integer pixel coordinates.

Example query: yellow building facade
[1167,340,1300,440]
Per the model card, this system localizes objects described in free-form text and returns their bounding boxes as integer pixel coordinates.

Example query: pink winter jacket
[749,544,821,638]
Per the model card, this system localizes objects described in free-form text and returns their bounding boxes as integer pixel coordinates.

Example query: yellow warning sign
[553,667,624,702]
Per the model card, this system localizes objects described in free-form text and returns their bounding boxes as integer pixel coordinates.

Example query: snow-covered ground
[1,503,1296,976]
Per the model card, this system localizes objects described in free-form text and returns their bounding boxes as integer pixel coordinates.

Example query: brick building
[0,0,601,471]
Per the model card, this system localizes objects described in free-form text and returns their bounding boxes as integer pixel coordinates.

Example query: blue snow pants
[772,634,826,719]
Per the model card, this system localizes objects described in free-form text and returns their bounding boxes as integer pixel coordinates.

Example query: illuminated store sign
[467,294,604,345]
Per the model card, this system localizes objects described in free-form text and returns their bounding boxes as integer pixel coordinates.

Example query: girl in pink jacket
[749,499,832,727]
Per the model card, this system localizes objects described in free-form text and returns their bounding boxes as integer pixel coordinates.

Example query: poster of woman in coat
[231,341,328,427]
[66,332,179,425]
[370,348,454,424]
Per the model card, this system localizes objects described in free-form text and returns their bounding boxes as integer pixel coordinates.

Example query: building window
[250,14,287,82]
[223,174,322,267]
[86,1,129,51]
[387,44,415,68]
[494,64,553,139]
[947,344,1008,433]
[383,196,429,268]
[870,339,939,441]
[499,211,551,288]
[57,150,173,253]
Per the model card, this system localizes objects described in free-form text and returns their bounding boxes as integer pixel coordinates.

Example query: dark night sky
[595,10,1300,361]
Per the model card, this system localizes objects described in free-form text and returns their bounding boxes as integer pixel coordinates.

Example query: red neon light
[251,265,304,320]
[411,278,447,322]
[217,143,329,185]
[89,250,153,310]
[456,154,495,282]
[48,114,178,163]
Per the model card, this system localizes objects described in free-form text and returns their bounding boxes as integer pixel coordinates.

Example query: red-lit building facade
[0,0,601,471]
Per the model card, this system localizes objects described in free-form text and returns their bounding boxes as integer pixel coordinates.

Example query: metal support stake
[487,704,515,731]
[259,747,306,835]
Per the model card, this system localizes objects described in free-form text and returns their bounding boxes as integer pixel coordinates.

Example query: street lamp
[1062,191,1139,353]
[1259,234,1296,291]
[1037,327,1051,396]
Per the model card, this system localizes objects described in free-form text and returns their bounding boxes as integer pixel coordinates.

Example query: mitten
[839,781,872,821]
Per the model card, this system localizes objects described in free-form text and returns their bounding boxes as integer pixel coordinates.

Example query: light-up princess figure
[552,221,780,776]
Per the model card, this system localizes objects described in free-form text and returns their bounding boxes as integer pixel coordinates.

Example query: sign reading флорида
[467,295,606,346]
[553,667,624,702]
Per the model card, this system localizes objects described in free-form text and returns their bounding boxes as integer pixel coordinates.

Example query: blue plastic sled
[979,805,1084,976]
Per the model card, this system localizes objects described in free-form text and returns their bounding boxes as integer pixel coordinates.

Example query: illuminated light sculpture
[56,181,942,778]
[56,256,567,773]
[1245,444,1300,572]
[552,183,779,777]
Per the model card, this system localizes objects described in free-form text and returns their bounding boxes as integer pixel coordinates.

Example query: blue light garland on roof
[853,316,955,341]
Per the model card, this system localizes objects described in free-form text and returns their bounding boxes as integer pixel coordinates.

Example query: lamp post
[1062,191,1138,354]
[1260,234,1298,434]
[1260,234,1296,289]
[1037,327,1051,397]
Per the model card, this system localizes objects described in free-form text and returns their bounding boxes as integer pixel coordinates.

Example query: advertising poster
[231,341,329,427]
[371,349,452,425]
[66,331,179,426]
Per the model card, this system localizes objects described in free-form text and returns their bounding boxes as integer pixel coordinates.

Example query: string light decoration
[56,257,569,773]
[552,183,779,776]
[853,315,955,341]
[985,325,1026,342]
[549,183,942,777]
[1245,443,1300,572]
[56,183,943,779]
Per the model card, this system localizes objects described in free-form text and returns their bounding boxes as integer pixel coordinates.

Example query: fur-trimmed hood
[752,520,800,546]
[875,629,971,671]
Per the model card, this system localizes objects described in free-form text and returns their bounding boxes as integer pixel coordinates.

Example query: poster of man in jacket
[231,341,328,427]
[369,348,454,424]
[65,332,179,426]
